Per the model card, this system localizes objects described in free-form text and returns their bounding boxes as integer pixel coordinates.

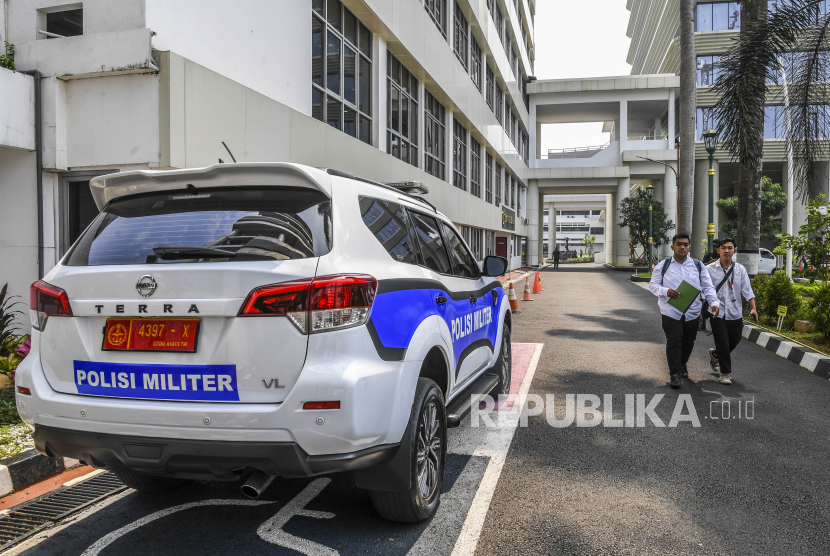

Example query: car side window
[762,250,774,260]
[409,212,453,274]
[439,221,480,278]
[359,196,417,264]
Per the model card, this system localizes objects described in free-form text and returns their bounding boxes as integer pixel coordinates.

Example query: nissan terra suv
[16,163,512,523]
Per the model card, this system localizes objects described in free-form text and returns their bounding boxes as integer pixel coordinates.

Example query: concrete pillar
[693,158,718,258]
[668,90,676,143]
[619,100,628,155]
[547,201,556,257]
[654,118,661,138]
[530,103,539,167]
[537,191,545,265]
[605,193,615,262]
[616,177,631,266]
[526,180,541,266]
[663,162,678,258]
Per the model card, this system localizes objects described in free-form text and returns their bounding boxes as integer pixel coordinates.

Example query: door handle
[436,296,447,305]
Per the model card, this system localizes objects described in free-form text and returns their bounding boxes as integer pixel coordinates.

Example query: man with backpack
[705,237,757,384]
[649,234,720,388]
[553,247,561,270]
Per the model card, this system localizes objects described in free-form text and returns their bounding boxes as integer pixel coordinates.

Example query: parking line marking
[81,499,275,556]
[449,342,544,556]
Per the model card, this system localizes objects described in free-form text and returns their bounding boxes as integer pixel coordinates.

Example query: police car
[15,163,512,523]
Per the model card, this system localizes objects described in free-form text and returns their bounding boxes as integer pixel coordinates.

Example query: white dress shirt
[706,260,755,321]
[649,257,720,320]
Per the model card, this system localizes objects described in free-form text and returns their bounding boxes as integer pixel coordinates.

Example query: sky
[533,0,633,153]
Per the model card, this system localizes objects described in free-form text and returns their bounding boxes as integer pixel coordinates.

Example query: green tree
[778,194,830,284]
[619,189,675,264]
[716,177,787,241]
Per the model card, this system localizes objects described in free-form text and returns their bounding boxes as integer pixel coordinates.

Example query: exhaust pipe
[241,470,277,499]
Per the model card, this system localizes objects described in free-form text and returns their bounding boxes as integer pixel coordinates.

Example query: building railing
[626,133,668,141]
[546,141,611,159]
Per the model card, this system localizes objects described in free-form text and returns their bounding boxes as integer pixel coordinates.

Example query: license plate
[102,318,200,352]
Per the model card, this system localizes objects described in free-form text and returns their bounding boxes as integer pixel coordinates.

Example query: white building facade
[0,0,535,326]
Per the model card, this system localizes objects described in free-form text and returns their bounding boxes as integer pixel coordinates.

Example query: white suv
[15,163,512,523]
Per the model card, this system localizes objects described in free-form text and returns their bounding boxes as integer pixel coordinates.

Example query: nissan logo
[136,275,157,297]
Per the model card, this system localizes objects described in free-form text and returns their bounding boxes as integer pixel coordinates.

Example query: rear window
[66,187,332,266]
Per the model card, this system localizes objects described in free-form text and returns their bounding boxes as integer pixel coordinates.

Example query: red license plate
[102,319,200,352]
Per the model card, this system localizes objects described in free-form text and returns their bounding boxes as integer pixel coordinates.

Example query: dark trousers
[700,300,710,327]
[710,317,744,375]
[553,259,559,269]
[661,314,700,377]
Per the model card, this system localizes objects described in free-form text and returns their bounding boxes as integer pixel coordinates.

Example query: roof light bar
[384,181,429,195]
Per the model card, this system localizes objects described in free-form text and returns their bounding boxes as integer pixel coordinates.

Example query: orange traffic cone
[522,277,533,301]
[508,282,520,311]
[532,271,543,294]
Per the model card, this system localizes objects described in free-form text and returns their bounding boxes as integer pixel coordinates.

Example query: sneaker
[670,375,681,388]
[719,373,732,385]
[709,348,720,373]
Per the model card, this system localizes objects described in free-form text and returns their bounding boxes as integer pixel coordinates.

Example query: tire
[369,378,446,523]
[115,470,186,493]
[491,322,512,396]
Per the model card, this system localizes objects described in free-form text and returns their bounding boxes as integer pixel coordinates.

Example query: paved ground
[7,263,830,555]
[476,263,830,556]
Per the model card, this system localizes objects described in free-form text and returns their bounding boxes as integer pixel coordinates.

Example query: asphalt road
[476,263,830,555]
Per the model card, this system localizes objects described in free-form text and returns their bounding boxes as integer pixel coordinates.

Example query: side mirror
[483,255,508,277]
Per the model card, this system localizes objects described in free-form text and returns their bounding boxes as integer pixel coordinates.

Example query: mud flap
[353,422,411,491]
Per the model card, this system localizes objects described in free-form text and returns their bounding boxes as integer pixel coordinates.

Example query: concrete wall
[0,147,38,328]
[146,0,310,115]
[0,68,35,150]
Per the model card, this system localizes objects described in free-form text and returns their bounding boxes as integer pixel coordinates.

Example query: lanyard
[720,262,736,301]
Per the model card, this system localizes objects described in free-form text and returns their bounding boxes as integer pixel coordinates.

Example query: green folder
[667,280,701,314]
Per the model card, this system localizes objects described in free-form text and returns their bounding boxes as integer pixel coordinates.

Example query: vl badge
[136,275,157,297]
[262,379,286,389]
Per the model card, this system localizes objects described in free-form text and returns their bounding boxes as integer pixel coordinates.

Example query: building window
[485,64,495,110]
[388,52,419,167]
[485,230,496,256]
[695,2,741,32]
[590,227,605,235]
[494,3,504,45]
[425,92,446,180]
[470,39,482,91]
[470,228,483,261]
[764,105,784,139]
[312,0,372,143]
[425,0,448,37]
[454,2,469,71]
[453,118,467,191]
[495,86,504,125]
[485,152,493,203]
[44,8,83,37]
[470,138,482,198]
[697,55,722,86]
[696,107,720,140]
[495,162,502,205]
[510,175,516,208]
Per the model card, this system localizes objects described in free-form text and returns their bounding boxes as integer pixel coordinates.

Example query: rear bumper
[33,425,399,481]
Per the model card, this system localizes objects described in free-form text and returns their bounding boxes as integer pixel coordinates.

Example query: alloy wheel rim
[416,400,442,500]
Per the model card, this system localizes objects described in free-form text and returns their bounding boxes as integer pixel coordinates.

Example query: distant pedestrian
[649,234,720,388]
[553,248,561,270]
[706,237,757,385]
[699,239,722,332]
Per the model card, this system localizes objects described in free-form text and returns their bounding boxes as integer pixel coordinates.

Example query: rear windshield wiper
[152,245,237,260]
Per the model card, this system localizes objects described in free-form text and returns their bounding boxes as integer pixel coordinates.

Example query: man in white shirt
[649,234,720,388]
[705,237,758,384]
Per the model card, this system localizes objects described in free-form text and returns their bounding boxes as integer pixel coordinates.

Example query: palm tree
[678,0,697,235]
[713,0,830,274]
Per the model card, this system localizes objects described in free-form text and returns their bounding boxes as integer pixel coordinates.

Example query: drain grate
[0,472,126,551]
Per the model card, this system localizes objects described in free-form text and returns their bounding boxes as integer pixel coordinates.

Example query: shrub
[753,271,801,324]
[809,283,830,339]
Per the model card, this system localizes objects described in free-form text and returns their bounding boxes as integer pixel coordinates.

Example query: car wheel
[491,322,512,396]
[369,377,446,523]
[115,470,186,493]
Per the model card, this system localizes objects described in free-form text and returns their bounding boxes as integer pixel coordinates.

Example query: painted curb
[630,275,651,283]
[742,323,830,381]
[603,263,650,273]
[0,449,80,498]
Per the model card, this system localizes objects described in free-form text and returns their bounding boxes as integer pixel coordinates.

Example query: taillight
[238,274,376,334]
[309,275,376,333]
[30,280,73,331]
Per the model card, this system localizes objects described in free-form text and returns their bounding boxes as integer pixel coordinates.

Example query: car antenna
[222,141,237,163]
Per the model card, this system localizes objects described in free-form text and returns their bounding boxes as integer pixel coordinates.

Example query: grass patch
[634,273,653,278]
[0,387,22,426]
[0,388,32,459]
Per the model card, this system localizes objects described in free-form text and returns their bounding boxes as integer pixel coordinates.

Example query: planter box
[794,320,816,333]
